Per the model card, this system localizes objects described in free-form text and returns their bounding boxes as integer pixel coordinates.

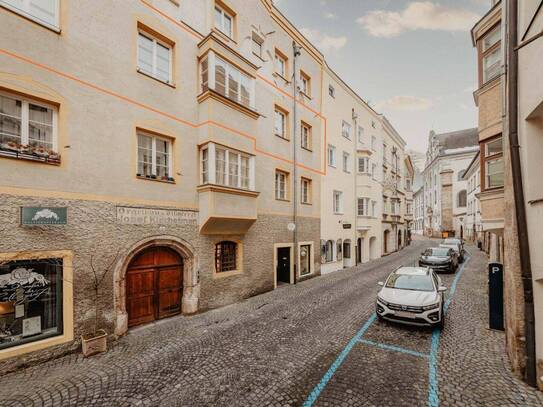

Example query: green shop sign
[21,207,67,225]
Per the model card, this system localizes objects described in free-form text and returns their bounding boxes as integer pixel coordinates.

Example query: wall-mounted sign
[21,207,67,225]
[342,223,352,229]
[116,206,197,225]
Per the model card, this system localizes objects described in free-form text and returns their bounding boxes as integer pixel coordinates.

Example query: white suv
[376,267,447,328]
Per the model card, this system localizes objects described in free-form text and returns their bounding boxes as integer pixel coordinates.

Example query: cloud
[375,96,434,111]
[324,11,337,19]
[357,2,480,38]
[299,28,347,53]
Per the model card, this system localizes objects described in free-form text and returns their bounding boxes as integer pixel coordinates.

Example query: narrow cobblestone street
[0,238,541,406]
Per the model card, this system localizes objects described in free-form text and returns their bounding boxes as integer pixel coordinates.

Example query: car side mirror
[438,286,447,292]
[377,281,384,287]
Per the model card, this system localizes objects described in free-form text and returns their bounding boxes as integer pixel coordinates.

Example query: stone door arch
[114,236,199,336]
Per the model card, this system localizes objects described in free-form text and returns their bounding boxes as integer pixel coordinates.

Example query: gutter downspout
[506,0,537,387]
[292,41,301,285]
[352,108,358,264]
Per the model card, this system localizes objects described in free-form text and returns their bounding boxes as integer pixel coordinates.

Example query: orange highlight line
[0,48,326,174]
[139,0,203,41]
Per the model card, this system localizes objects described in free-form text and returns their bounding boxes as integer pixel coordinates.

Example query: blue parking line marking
[427,254,471,407]
[302,251,472,407]
[302,313,376,407]
[359,339,429,359]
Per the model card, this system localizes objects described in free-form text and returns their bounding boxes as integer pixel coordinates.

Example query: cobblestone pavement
[0,238,541,406]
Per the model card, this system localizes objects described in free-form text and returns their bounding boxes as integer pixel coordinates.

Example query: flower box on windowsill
[136,174,175,184]
[0,143,61,165]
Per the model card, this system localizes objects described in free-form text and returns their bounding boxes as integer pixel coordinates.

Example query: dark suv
[419,247,458,273]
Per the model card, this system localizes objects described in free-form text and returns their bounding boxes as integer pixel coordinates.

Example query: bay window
[137,31,172,84]
[357,198,370,216]
[137,131,172,180]
[482,136,504,189]
[1,0,60,30]
[200,52,255,109]
[200,142,255,190]
[358,157,369,173]
[480,25,501,84]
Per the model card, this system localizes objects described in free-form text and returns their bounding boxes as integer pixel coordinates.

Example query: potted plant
[81,251,119,357]
[1,140,19,152]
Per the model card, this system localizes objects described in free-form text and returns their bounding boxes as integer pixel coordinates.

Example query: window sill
[197,184,259,197]
[275,198,290,203]
[301,201,312,206]
[0,4,61,34]
[213,269,242,279]
[273,72,291,85]
[0,148,61,165]
[301,146,312,152]
[212,27,236,44]
[137,69,176,88]
[334,212,344,215]
[197,89,260,120]
[275,134,290,142]
[137,175,176,184]
[252,51,266,63]
[300,91,312,100]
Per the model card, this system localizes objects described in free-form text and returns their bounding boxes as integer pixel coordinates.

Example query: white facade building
[422,129,479,237]
[462,152,482,243]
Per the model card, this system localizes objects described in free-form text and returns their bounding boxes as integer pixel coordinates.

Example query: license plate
[395,311,416,318]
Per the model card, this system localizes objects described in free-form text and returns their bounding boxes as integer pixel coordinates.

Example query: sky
[273,0,491,153]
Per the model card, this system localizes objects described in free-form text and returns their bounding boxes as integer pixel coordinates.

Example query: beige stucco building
[0,0,329,369]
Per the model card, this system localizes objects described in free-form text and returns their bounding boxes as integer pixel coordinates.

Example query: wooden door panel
[126,247,184,327]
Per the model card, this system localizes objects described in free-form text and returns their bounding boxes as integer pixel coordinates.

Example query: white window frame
[200,52,255,109]
[1,0,60,30]
[214,4,234,39]
[485,157,504,189]
[343,151,350,173]
[300,71,310,96]
[358,157,369,174]
[301,178,311,204]
[137,31,173,84]
[200,142,255,190]
[301,122,311,150]
[251,31,263,57]
[328,144,336,167]
[137,131,173,179]
[275,170,288,200]
[0,90,58,152]
[357,198,370,216]
[275,50,287,77]
[341,120,352,139]
[357,125,364,144]
[274,107,287,139]
[333,190,343,214]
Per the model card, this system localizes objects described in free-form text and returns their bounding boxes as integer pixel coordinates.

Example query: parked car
[419,247,458,273]
[439,242,465,263]
[442,238,464,251]
[376,267,447,328]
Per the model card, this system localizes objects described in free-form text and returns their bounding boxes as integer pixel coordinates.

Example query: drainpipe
[352,108,358,264]
[506,0,537,387]
[292,41,301,284]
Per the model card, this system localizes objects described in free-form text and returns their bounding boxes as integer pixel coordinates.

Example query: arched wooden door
[126,247,183,328]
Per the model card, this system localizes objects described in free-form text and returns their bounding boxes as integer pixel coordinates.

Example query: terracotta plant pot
[81,329,107,357]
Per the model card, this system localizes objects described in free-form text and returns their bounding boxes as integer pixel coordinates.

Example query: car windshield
[385,273,435,292]
[424,248,450,257]
[443,239,460,245]
[440,244,458,251]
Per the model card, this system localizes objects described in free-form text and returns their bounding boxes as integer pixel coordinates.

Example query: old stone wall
[0,194,320,371]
